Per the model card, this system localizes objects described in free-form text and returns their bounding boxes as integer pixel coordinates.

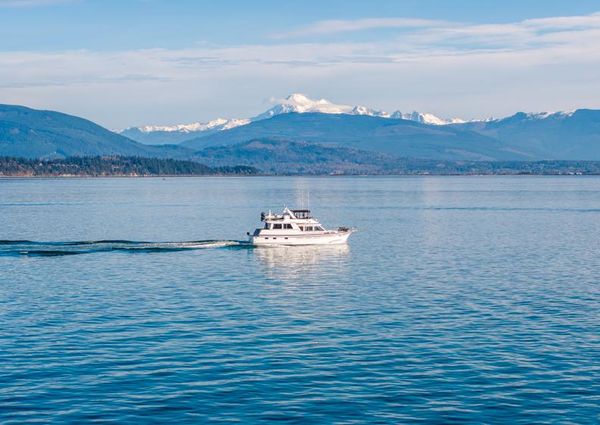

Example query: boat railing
[291,209,311,219]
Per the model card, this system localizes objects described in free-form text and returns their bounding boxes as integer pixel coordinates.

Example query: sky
[1,0,600,128]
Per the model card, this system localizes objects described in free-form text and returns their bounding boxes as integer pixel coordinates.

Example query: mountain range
[181,113,515,161]
[2,96,600,173]
[119,93,468,145]
[455,110,600,160]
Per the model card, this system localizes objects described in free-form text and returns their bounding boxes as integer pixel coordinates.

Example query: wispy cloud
[274,12,600,51]
[1,12,600,127]
[274,17,447,38]
[523,12,600,30]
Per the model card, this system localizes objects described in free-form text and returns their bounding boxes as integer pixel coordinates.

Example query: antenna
[297,189,310,210]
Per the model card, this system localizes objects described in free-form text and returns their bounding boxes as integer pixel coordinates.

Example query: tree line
[0,156,258,176]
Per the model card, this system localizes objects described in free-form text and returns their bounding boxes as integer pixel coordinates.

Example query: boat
[247,207,354,246]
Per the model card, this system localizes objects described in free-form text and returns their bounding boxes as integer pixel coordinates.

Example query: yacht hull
[250,230,352,246]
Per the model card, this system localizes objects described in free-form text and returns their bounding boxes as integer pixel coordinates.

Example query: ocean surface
[1,176,599,424]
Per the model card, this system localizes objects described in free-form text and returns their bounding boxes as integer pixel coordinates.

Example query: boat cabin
[255,208,327,235]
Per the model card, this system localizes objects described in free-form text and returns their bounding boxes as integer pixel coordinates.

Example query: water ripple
[1,176,599,423]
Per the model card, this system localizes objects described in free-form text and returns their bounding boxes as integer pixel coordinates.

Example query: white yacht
[247,208,354,246]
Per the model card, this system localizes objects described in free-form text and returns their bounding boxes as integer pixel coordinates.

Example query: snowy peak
[390,110,466,125]
[121,93,471,143]
[524,111,575,120]
[255,93,458,123]
[351,105,389,118]
[496,110,577,124]
[262,94,464,124]
[253,93,355,120]
[280,93,350,114]
[132,117,250,134]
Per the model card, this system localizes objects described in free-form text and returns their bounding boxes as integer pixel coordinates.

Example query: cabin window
[315,226,324,231]
[273,223,282,229]
[299,226,304,231]
[305,226,314,231]
[284,224,293,229]
[264,223,270,229]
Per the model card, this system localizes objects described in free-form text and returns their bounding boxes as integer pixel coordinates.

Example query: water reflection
[254,244,350,282]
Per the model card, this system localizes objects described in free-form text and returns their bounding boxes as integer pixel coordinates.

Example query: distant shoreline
[2,155,600,177]
[2,173,599,178]
[0,156,258,178]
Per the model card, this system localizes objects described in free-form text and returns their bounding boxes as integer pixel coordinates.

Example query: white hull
[250,231,352,246]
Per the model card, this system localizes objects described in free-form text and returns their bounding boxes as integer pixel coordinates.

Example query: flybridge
[260,208,311,221]
[291,209,311,219]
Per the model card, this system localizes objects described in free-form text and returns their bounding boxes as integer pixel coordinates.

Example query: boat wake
[0,239,251,257]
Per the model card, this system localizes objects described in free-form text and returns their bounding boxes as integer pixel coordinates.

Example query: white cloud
[275,12,600,51]
[1,12,600,127]
[274,17,447,38]
[523,12,600,30]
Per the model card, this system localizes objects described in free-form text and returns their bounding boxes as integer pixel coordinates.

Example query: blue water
[1,176,599,423]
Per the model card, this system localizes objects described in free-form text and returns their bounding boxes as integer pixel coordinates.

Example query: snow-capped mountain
[522,111,575,120]
[253,93,390,120]
[120,93,471,144]
[254,93,463,124]
[5,101,600,162]
[389,110,466,125]
[119,118,251,145]
[136,118,250,134]
[121,93,575,145]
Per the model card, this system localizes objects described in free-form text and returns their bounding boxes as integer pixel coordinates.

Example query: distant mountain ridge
[120,117,251,145]
[0,104,193,159]
[192,138,399,174]
[118,93,587,150]
[179,108,600,161]
[454,109,600,159]
[119,93,468,145]
[191,139,600,175]
[3,102,600,165]
[181,112,525,161]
